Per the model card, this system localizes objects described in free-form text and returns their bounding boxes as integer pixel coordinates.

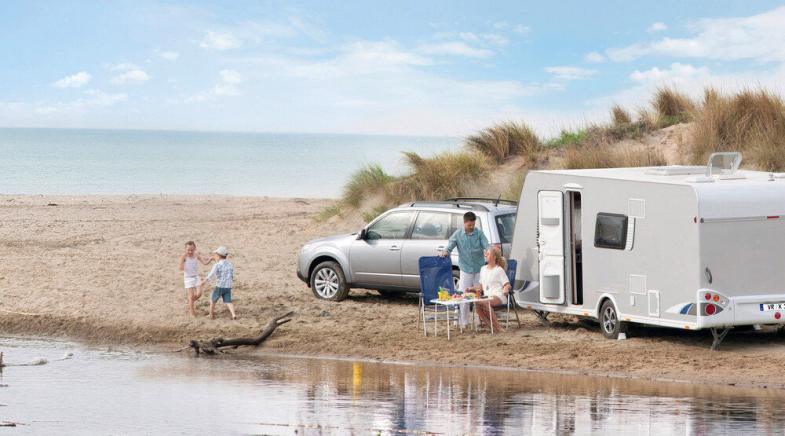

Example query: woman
[472,247,510,332]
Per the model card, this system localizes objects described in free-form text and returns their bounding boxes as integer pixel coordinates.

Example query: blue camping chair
[417,256,459,336]
[492,259,522,328]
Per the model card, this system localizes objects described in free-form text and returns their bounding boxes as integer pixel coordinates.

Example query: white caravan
[509,153,785,349]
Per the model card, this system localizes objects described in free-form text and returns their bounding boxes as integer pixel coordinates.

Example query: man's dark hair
[463,211,477,222]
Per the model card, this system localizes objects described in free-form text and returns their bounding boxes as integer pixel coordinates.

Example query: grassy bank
[323,87,785,222]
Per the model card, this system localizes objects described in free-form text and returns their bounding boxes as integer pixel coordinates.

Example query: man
[200,246,237,320]
[440,211,490,326]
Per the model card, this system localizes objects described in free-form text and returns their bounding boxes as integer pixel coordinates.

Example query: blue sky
[1,1,784,136]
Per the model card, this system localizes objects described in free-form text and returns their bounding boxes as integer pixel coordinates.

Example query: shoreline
[4,194,785,392]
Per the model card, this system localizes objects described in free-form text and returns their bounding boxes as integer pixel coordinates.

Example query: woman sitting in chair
[472,247,510,332]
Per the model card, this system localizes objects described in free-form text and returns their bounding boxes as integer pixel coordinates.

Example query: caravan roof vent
[645,166,706,176]
[706,152,742,177]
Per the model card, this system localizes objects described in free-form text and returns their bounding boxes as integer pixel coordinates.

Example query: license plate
[760,303,785,311]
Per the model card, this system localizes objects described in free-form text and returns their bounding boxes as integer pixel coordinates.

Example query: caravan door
[538,191,565,304]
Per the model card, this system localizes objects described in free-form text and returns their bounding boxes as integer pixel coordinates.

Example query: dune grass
[652,87,695,128]
[316,204,342,222]
[465,121,540,164]
[387,151,489,203]
[330,86,785,218]
[611,105,632,126]
[688,88,785,171]
[342,164,394,207]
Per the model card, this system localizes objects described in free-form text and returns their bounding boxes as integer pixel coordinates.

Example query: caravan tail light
[704,292,712,301]
[705,304,717,315]
[776,312,782,320]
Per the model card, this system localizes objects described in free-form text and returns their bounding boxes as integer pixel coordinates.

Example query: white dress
[183,257,199,289]
[480,265,510,305]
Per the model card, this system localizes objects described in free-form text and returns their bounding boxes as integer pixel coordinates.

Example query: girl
[178,241,212,317]
[473,247,510,332]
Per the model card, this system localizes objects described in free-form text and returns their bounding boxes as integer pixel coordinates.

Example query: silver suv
[297,198,517,301]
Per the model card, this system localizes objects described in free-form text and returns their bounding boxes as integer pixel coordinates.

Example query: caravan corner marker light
[776,312,782,320]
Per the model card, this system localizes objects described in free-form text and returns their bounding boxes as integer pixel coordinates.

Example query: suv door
[400,211,454,288]
[350,211,415,288]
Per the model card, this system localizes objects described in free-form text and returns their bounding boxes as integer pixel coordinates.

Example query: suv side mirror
[357,228,367,240]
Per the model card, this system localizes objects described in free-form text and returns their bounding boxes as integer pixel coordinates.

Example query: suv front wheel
[310,261,349,301]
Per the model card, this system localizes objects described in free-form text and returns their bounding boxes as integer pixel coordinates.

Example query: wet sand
[3,195,785,390]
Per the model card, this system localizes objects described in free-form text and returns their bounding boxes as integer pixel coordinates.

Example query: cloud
[490,22,530,34]
[583,51,606,63]
[155,49,180,61]
[481,33,509,47]
[52,71,91,88]
[629,62,709,83]
[416,41,494,58]
[545,66,597,80]
[607,6,785,62]
[648,22,668,33]
[199,30,242,50]
[31,89,128,115]
[186,69,243,102]
[110,64,150,85]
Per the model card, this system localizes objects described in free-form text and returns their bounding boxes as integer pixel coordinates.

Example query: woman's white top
[183,256,199,278]
[480,265,510,305]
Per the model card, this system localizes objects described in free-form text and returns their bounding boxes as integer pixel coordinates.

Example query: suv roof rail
[444,196,518,207]
[406,201,489,212]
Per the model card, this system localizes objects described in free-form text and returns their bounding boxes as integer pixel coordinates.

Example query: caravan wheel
[599,299,628,339]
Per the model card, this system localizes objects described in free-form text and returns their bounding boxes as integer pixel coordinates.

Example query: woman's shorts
[211,287,232,303]
[183,276,199,289]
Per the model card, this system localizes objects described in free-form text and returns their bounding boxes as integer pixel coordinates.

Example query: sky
[1,0,785,137]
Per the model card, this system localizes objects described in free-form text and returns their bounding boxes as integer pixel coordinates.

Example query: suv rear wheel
[310,261,349,301]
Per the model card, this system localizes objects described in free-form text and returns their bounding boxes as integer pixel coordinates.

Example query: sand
[3,195,785,390]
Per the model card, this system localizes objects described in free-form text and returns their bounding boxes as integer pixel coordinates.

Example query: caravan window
[594,213,628,250]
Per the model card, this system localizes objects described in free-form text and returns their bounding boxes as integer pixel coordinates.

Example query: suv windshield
[495,213,516,243]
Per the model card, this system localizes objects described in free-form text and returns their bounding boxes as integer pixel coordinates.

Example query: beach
[3,194,785,390]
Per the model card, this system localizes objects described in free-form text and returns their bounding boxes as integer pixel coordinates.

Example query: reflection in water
[1,337,784,435]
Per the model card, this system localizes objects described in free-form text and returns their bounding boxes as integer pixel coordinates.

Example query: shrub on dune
[466,121,540,164]
[611,105,632,126]
[388,151,489,202]
[342,164,394,207]
[652,87,695,127]
[689,88,785,171]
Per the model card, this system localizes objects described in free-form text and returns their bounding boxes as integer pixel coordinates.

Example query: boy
[440,211,490,326]
[200,246,237,320]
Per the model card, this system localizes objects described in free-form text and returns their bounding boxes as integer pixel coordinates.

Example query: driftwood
[189,311,294,355]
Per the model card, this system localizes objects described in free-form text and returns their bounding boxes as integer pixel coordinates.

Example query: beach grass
[466,121,540,164]
[342,164,394,207]
[688,88,785,171]
[652,87,695,128]
[336,86,785,213]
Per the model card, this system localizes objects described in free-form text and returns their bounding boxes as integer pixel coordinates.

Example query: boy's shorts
[211,287,232,303]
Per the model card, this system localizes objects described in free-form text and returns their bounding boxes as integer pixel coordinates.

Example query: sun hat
[213,246,229,257]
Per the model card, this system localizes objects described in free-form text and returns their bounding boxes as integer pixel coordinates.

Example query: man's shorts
[211,287,232,303]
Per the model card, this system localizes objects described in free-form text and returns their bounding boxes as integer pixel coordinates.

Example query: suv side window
[494,213,516,244]
[451,213,482,235]
[411,212,452,240]
[366,212,415,240]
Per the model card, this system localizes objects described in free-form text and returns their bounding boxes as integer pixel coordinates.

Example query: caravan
[510,153,785,349]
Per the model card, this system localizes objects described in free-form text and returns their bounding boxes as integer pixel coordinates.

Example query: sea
[0,128,460,198]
